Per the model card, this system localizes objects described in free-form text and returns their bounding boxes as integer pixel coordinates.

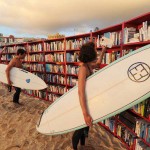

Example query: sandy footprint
[28,128,35,136]
[6,129,16,139]
[23,140,30,147]
[1,123,8,130]
[1,103,14,111]
[5,145,21,150]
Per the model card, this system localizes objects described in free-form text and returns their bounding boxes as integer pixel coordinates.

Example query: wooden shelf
[129,109,150,123]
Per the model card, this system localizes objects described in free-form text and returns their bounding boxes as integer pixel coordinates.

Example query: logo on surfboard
[26,79,31,83]
[128,62,150,82]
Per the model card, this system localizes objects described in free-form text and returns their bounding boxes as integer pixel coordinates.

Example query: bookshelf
[65,33,92,91]
[92,23,122,68]
[25,40,47,100]
[0,12,150,150]
[94,12,150,150]
[44,38,66,101]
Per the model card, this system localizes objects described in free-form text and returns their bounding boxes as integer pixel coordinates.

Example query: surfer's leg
[84,126,89,137]
[80,134,85,146]
[13,87,21,103]
[72,128,84,150]
[80,127,89,145]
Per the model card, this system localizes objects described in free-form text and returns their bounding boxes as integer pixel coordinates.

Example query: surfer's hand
[8,80,13,85]
[101,45,106,50]
[84,114,93,127]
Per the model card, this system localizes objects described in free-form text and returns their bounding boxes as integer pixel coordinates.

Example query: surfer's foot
[79,145,85,150]
[79,145,94,150]
[13,101,22,105]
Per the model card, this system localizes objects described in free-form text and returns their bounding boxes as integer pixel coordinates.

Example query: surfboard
[36,44,150,135]
[0,64,47,90]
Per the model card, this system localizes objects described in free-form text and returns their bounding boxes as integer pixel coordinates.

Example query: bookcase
[92,23,122,68]
[95,12,150,150]
[0,12,150,150]
[44,38,66,101]
[65,33,92,91]
[24,40,47,100]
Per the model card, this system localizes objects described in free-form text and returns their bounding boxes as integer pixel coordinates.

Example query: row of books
[1,47,135,65]
[66,37,90,50]
[135,119,150,143]
[117,124,134,147]
[28,44,43,52]
[33,90,46,99]
[45,53,64,62]
[33,73,45,81]
[99,51,120,64]
[44,41,65,51]
[67,76,78,86]
[24,89,61,101]
[132,98,150,119]
[30,64,45,72]
[47,93,60,101]
[116,124,135,147]
[103,118,115,132]
[25,63,92,80]
[32,52,79,63]
[119,111,136,131]
[1,55,10,60]
[1,52,84,63]
[124,21,150,44]
[46,74,66,85]
[139,21,150,42]
[47,85,66,94]
[2,46,25,53]
[118,109,150,143]
[66,52,79,62]
[135,139,150,150]
[124,27,137,44]
[66,65,79,75]
[4,47,16,53]
[45,64,64,73]
[5,54,13,61]
[24,90,46,99]
[29,54,44,62]
[96,31,121,47]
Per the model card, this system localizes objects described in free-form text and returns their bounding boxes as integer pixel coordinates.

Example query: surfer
[72,42,106,150]
[5,48,26,104]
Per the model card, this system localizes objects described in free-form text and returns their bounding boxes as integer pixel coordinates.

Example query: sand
[0,84,126,150]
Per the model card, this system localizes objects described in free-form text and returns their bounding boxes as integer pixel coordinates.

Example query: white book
[124,27,128,44]
[100,36,113,48]
[148,26,150,40]
[97,35,100,47]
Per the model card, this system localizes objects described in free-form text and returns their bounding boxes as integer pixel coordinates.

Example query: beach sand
[0,84,126,150]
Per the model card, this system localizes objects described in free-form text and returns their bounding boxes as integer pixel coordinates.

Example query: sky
[0,0,150,38]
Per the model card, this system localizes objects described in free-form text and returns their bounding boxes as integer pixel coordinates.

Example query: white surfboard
[0,64,47,90]
[36,44,150,135]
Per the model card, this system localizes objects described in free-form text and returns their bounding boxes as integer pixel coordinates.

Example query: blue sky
[0,0,149,38]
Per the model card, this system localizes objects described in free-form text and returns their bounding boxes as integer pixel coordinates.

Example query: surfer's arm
[95,46,106,67]
[5,60,15,85]
[78,65,92,126]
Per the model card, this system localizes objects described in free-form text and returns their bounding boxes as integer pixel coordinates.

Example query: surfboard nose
[41,83,48,90]
[31,82,47,90]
